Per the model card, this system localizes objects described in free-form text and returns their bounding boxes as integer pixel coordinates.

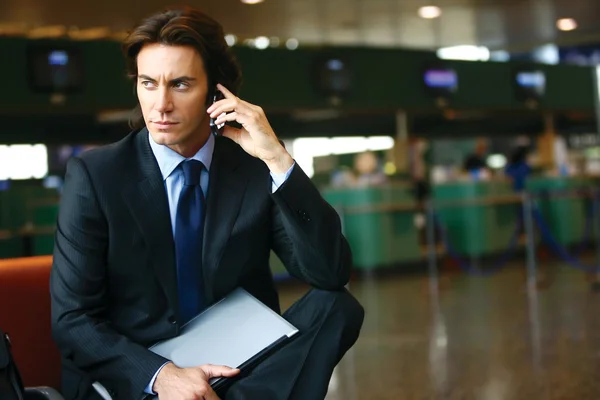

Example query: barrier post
[523,192,538,289]
[426,199,439,291]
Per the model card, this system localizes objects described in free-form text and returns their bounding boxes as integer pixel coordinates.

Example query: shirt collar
[148,130,215,181]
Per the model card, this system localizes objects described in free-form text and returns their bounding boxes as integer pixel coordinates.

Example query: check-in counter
[320,184,421,270]
[432,180,520,257]
[526,176,593,246]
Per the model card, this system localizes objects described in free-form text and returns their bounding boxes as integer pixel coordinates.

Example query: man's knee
[310,288,364,335]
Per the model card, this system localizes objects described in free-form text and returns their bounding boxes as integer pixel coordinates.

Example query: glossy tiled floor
[278,264,600,399]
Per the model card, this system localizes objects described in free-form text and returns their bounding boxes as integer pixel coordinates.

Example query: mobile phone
[209,89,225,136]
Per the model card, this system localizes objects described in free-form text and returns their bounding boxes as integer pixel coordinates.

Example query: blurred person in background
[408,137,430,207]
[408,137,430,244]
[50,6,363,400]
[354,151,387,186]
[463,138,490,180]
[505,146,531,192]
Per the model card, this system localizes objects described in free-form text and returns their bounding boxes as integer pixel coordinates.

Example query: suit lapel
[202,136,249,302]
[122,129,179,316]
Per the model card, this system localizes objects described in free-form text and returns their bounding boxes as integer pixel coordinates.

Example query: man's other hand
[153,362,240,400]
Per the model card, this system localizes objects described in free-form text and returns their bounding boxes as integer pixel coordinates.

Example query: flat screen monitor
[314,57,353,98]
[513,69,546,102]
[423,68,458,91]
[27,45,84,93]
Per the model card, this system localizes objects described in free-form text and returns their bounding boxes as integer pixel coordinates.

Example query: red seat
[0,255,61,390]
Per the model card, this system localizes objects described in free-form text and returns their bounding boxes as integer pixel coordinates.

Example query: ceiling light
[269,37,280,47]
[418,6,442,19]
[286,38,299,50]
[224,34,237,46]
[241,0,264,4]
[437,45,490,61]
[254,36,270,49]
[557,18,577,31]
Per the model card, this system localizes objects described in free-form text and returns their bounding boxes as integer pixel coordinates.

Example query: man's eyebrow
[138,75,197,84]
[138,74,156,82]
[170,76,197,83]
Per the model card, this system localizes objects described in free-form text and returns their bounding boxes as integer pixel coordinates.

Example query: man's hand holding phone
[206,83,294,175]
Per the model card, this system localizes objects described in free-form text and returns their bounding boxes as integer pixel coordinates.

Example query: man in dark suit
[50,6,364,400]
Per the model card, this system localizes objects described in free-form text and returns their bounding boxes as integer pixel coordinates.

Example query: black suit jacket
[49,129,352,400]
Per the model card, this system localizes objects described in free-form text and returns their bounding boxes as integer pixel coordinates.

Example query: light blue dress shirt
[145,132,294,394]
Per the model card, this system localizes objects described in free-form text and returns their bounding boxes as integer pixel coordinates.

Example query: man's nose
[155,88,173,113]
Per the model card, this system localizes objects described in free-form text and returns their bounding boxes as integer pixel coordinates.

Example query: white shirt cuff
[270,162,295,193]
[145,361,170,395]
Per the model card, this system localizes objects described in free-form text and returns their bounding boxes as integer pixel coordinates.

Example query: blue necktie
[175,159,205,324]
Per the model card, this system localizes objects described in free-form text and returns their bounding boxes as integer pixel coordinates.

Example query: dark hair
[510,146,529,165]
[122,7,242,129]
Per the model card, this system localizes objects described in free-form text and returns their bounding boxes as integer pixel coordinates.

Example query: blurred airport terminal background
[3,0,600,398]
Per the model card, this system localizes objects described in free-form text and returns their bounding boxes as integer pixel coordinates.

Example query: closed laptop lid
[149,287,299,369]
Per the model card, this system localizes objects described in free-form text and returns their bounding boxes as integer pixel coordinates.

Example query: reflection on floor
[277,265,600,400]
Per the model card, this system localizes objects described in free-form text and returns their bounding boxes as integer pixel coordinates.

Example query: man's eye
[174,82,189,89]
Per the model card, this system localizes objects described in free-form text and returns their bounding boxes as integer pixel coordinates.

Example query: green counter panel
[32,235,55,256]
[0,188,59,230]
[322,185,421,270]
[0,187,59,258]
[526,177,593,246]
[433,181,519,257]
[0,238,23,259]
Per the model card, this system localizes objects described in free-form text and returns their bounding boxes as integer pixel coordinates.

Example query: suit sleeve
[50,157,168,399]
[270,163,352,290]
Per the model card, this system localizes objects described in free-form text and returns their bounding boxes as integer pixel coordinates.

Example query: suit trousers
[219,288,365,400]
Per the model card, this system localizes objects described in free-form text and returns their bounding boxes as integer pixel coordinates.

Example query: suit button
[298,209,311,222]
[168,316,176,324]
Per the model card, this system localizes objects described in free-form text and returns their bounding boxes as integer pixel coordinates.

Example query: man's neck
[168,129,210,158]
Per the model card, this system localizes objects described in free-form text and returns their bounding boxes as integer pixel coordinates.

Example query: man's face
[136,43,210,157]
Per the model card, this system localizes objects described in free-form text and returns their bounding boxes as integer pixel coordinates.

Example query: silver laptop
[149,287,299,391]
